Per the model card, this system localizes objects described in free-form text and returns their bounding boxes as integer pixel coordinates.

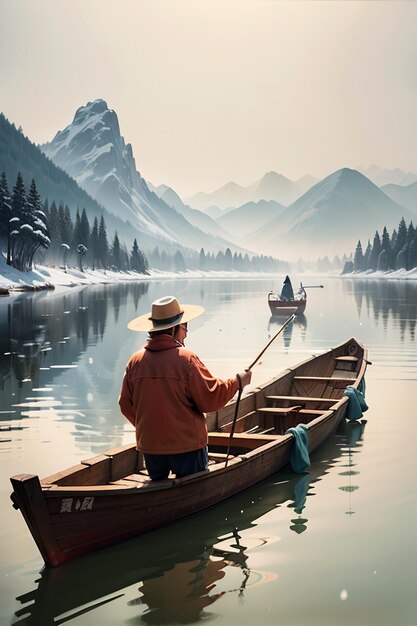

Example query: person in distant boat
[119,296,252,480]
[280,275,294,301]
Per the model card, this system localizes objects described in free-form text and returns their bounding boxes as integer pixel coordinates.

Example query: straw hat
[127,296,205,332]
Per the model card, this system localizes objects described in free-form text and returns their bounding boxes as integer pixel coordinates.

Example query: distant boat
[268,277,323,316]
[268,276,307,316]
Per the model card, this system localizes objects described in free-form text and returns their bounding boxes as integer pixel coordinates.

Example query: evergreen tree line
[0,171,148,273]
[147,246,288,273]
[344,217,417,274]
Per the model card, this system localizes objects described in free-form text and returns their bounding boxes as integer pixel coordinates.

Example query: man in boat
[119,296,252,480]
[280,275,294,301]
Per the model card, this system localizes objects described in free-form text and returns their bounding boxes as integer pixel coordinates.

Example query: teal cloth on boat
[343,385,368,421]
[286,424,310,473]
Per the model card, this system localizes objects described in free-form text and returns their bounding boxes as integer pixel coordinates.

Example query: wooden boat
[10,337,368,567]
[15,421,367,622]
[268,283,307,316]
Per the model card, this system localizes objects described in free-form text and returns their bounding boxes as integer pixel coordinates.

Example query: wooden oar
[224,313,296,466]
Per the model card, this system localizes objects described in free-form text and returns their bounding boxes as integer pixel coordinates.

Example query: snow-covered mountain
[246,168,412,260]
[41,100,240,254]
[186,171,316,211]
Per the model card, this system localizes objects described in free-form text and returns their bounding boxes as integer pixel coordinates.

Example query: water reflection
[14,420,365,625]
[267,314,307,349]
[338,419,367,516]
[0,283,148,399]
[343,279,417,341]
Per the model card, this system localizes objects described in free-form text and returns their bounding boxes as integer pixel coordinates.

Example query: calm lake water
[1,276,417,626]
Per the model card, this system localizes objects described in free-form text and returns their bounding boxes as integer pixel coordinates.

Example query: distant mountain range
[245,168,415,260]
[381,181,417,215]
[186,171,318,211]
[358,165,417,188]
[1,98,416,264]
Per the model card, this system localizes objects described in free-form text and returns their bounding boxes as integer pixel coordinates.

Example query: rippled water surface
[1,276,416,625]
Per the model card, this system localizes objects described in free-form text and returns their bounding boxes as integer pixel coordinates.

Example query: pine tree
[380,226,392,269]
[363,240,372,270]
[215,250,225,270]
[0,172,12,264]
[224,247,233,270]
[63,205,73,244]
[174,249,186,272]
[90,217,99,270]
[110,231,121,269]
[80,208,90,248]
[353,241,364,272]
[394,217,408,259]
[11,172,26,218]
[406,222,415,244]
[130,238,141,272]
[72,209,82,249]
[368,231,381,271]
[98,215,108,269]
[199,248,206,271]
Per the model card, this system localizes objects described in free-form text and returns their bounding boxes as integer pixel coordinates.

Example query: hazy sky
[1,0,416,197]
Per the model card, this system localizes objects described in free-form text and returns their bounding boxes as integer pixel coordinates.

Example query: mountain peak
[324,167,374,191]
[260,171,289,183]
[74,99,110,119]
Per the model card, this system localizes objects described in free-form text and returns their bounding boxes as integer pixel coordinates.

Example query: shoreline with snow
[0,256,416,297]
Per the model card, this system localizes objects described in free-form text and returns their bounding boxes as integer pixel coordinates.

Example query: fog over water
[1,276,416,625]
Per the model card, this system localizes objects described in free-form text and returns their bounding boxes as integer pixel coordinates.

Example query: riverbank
[0,256,282,296]
[1,256,417,296]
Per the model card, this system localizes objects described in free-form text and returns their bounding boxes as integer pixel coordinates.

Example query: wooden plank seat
[266,395,337,403]
[334,356,358,362]
[243,425,275,434]
[258,407,327,416]
[293,375,356,382]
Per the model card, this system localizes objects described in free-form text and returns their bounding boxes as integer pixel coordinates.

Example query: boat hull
[268,297,307,315]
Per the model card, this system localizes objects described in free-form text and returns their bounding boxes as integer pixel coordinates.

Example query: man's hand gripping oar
[224,313,296,466]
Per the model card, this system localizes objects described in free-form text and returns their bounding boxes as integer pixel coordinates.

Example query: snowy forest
[0,171,288,274]
[344,217,417,274]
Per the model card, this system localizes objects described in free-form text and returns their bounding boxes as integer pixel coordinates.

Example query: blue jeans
[144,446,209,480]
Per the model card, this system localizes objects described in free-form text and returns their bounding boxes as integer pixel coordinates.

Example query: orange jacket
[118,334,239,454]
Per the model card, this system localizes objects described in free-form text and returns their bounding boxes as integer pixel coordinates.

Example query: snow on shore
[0,256,278,295]
[0,255,416,296]
[340,268,417,280]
